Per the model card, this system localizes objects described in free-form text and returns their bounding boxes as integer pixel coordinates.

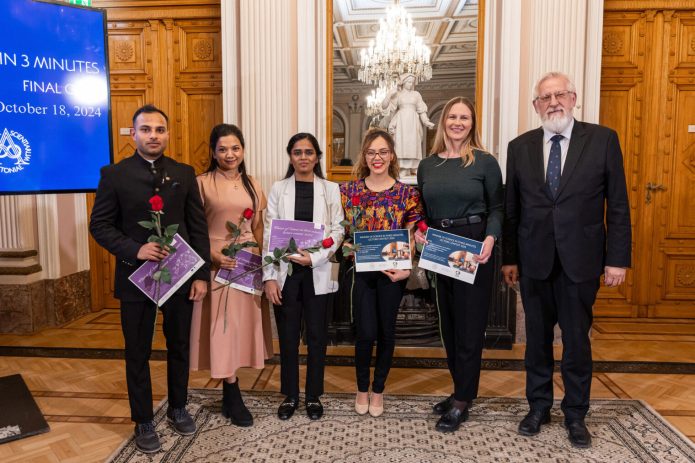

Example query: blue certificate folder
[353,229,412,272]
[418,228,484,284]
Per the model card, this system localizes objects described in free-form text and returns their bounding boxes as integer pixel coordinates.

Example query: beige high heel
[368,392,384,417]
[355,392,369,415]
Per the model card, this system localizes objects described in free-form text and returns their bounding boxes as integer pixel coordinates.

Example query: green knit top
[416,150,503,239]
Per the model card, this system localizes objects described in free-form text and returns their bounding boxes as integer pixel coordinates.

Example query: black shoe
[433,394,454,415]
[134,421,161,454]
[565,420,592,448]
[435,406,469,433]
[166,406,196,436]
[518,410,551,436]
[305,398,324,420]
[222,379,253,427]
[277,396,298,420]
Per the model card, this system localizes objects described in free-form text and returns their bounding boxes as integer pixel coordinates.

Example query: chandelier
[358,1,432,89]
[365,85,389,119]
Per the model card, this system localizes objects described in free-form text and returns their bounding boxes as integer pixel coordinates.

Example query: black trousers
[351,269,405,393]
[433,221,493,402]
[273,265,329,399]
[520,253,599,422]
[120,293,193,423]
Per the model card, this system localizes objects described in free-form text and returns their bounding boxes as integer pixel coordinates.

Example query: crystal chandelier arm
[357,2,432,89]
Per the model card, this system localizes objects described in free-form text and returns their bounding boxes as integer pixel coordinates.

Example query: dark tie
[546,134,563,197]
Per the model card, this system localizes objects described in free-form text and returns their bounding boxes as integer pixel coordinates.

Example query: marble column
[222,0,323,193]
[0,195,40,280]
[482,0,604,179]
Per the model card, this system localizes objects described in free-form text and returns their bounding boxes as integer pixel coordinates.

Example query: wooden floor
[0,310,694,462]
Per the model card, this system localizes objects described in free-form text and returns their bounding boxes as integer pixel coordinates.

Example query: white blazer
[262,175,345,295]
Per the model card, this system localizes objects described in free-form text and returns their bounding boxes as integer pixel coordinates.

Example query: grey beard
[541,111,573,133]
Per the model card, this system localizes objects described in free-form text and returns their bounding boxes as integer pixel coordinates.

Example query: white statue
[381,73,435,175]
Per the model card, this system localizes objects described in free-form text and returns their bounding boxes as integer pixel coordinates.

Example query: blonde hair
[429,97,486,167]
[352,128,400,179]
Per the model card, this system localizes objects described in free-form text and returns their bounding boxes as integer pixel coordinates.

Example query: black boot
[222,379,253,427]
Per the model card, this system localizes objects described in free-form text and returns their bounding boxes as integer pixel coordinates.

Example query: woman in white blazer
[263,132,344,421]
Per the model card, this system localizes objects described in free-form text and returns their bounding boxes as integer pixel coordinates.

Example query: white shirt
[542,118,574,176]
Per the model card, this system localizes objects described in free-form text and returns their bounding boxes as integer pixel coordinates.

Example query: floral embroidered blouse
[340,179,424,232]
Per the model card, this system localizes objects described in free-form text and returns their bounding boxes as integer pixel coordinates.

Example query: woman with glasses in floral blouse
[340,129,424,417]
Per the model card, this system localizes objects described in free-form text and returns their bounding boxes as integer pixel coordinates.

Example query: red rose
[351,195,361,207]
[149,195,164,212]
[242,208,254,220]
[321,237,335,249]
[417,220,428,233]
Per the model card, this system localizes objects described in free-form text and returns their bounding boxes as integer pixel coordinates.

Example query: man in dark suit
[502,72,631,448]
[90,105,210,453]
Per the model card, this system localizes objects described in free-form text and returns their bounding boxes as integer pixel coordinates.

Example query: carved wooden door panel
[89,20,160,310]
[88,10,221,310]
[597,11,646,317]
[648,10,695,317]
[598,5,695,319]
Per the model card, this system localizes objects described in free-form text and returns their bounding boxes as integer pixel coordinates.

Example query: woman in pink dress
[190,123,273,427]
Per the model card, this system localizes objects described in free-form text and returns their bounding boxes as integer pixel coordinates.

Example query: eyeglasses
[534,90,575,105]
[365,149,391,159]
[291,149,316,157]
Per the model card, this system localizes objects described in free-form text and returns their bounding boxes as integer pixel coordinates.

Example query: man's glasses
[534,90,575,105]
[365,149,391,159]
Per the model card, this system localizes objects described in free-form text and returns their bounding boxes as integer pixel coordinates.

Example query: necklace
[217,169,241,189]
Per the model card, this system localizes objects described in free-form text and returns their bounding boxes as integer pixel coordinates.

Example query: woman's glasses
[365,149,391,159]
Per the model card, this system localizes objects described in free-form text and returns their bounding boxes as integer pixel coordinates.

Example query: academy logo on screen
[0,129,31,174]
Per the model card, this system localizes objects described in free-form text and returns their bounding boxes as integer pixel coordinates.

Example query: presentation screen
[0,0,112,194]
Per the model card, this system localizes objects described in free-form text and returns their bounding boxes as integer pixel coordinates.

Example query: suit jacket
[502,120,631,283]
[90,152,211,302]
[262,175,345,295]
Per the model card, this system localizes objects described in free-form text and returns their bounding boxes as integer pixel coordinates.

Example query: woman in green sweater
[415,96,503,432]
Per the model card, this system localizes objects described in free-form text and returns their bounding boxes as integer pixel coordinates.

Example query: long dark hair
[283,132,325,179]
[206,123,258,211]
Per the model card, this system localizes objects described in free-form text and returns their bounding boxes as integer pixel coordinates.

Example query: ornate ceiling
[332,0,478,92]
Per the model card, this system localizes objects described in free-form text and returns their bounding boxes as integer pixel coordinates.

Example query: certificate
[268,219,325,250]
[214,250,263,296]
[129,233,205,305]
[418,228,484,284]
[353,229,412,272]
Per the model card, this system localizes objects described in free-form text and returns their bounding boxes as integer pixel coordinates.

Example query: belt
[436,215,483,228]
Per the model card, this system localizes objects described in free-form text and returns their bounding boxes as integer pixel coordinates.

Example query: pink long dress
[189,170,273,378]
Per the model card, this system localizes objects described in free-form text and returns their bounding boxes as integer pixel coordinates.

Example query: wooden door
[598,3,695,318]
[88,2,222,310]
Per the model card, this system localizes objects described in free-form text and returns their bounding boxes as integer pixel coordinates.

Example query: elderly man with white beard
[501,72,632,448]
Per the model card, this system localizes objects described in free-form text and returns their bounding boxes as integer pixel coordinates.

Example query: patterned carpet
[107,390,695,463]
